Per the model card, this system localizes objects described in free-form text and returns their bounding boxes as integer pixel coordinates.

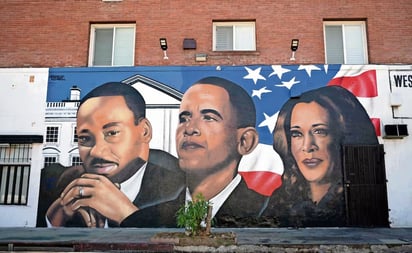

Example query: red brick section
[0,0,411,67]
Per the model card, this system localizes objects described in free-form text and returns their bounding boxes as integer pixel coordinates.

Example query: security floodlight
[290,39,299,61]
[159,38,168,59]
[291,39,299,51]
[160,38,168,50]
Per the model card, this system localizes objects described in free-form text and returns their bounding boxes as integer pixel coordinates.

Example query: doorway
[342,144,389,227]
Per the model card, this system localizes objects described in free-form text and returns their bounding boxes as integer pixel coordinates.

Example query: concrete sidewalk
[0,227,411,252]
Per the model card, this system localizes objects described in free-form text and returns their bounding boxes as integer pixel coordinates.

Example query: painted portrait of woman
[265,85,379,227]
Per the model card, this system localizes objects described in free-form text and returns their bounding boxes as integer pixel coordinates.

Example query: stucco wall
[0,68,49,227]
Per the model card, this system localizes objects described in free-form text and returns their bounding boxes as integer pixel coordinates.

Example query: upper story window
[89,24,136,66]
[324,21,368,64]
[45,126,59,143]
[73,126,78,144]
[213,21,256,51]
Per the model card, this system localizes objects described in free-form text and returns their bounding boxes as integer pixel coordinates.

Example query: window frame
[72,125,78,144]
[45,125,60,144]
[88,23,136,67]
[213,21,256,51]
[0,144,32,205]
[70,155,83,166]
[43,155,59,168]
[323,21,368,64]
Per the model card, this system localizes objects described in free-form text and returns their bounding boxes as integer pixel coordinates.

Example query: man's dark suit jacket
[212,178,270,227]
[118,176,271,228]
[36,149,185,228]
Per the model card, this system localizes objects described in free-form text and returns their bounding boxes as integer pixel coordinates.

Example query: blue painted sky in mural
[47,64,341,145]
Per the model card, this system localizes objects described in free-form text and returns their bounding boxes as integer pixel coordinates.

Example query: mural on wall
[263,85,379,227]
[37,64,380,228]
[41,82,185,227]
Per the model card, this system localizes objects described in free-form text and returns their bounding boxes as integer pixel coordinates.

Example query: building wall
[0,68,48,227]
[375,65,412,227]
[0,0,411,67]
[0,0,411,228]
[0,65,411,227]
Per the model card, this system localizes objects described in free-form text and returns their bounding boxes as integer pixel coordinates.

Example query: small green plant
[176,193,212,236]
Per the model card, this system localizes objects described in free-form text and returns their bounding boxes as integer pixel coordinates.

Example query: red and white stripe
[238,143,284,196]
[328,66,381,136]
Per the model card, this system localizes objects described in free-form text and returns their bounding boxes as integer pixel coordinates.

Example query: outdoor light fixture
[159,38,168,60]
[290,39,299,61]
[195,53,207,62]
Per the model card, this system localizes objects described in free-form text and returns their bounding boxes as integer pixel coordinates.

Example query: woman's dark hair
[78,82,146,125]
[194,77,256,128]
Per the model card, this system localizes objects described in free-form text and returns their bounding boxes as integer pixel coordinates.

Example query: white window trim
[213,21,256,51]
[45,125,61,145]
[88,23,136,67]
[323,21,368,64]
[72,124,78,145]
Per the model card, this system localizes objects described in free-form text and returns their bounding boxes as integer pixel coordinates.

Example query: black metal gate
[342,144,389,227]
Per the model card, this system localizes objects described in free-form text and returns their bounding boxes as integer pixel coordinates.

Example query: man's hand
[64,173,138,224]
[78,208,105,228]
[47,174,138,227]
